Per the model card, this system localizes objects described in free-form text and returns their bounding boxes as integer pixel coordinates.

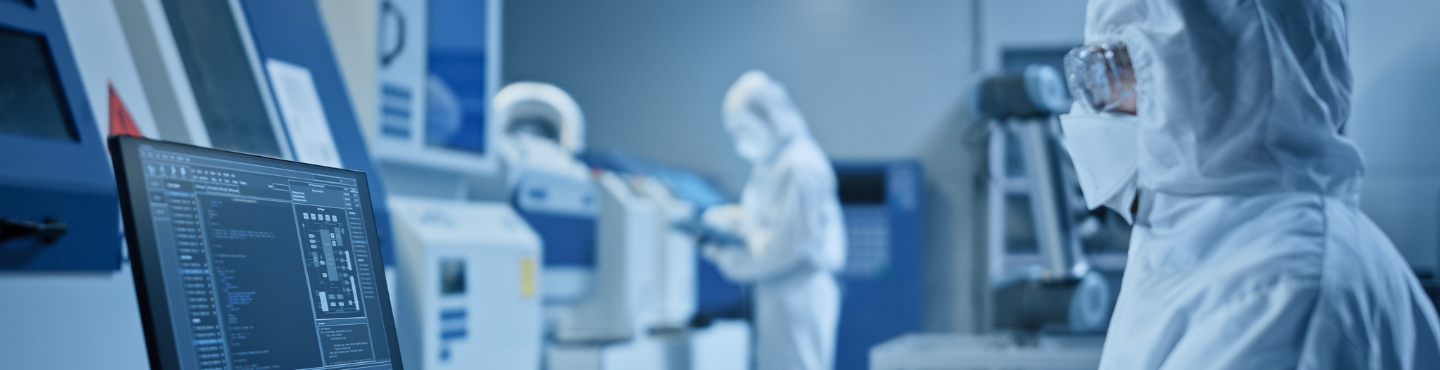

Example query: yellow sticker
[520,256,536,298]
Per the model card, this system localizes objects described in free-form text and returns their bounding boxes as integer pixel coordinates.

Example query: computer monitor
[110,136,404,370]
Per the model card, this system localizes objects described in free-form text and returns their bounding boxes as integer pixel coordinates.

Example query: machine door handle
[0,217,67,245]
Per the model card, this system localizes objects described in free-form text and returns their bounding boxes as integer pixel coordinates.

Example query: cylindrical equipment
[971,65,1071,119]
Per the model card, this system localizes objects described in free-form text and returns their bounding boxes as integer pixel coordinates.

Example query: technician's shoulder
[774,140,837,188]
[1298,200,1440,369]
[1104,194,1332,369]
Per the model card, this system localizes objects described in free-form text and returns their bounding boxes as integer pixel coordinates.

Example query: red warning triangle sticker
[108,82,144,138]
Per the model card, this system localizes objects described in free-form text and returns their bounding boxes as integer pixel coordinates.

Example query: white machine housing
[492,82,598,302]
[391,196,542,370]
[556,172,659,341]
[492,81,586,162]
[336,1,545,369]
[494,83,703,351]
[491,82,612,338]
[632,176,699,330]
[554,171,702,340]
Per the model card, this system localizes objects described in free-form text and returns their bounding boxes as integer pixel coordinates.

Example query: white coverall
[704,71,846,370]
[1060,1,1440,369]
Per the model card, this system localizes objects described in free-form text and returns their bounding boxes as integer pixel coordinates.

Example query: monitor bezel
[109,135,405,370]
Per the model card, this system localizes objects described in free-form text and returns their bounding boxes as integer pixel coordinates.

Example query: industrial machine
[0,0,122,271]
[491,83,721,366]
[332,0,548,369]
[583,150,741,325]
[832,161,926,370]
[0,3,163,367]
[631,175,700,330]
[576,151,751,370]
[487,82,754,368]
[3,0,413,367]
[390,196,541,369]
[555,170,658,341]
[972,62,1124,334]
[544,166,750,370]
[556,169,707,338]
[102,0,400,261]
[491,82,602,338]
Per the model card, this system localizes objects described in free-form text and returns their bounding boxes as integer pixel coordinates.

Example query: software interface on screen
[133,144,394,370]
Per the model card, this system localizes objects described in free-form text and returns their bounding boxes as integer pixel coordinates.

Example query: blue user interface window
[425,0,489,155]
[127,141,397,370]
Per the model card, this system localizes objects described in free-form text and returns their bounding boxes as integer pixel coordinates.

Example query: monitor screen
[110,136,403,370]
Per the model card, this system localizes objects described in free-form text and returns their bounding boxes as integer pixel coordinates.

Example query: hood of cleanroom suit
[723,71,809,164]
[709,71,846,370]
[1077,1,1440,369]
[1084,0,1363,200]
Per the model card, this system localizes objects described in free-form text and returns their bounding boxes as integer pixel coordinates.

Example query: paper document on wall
[266,59,343,168]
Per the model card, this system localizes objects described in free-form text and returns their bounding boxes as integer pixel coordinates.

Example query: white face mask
[1060,112,1140,223]
[726,112,778,163]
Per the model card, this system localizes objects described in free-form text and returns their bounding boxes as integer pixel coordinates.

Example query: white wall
[0,268,151,369]
[1347,0,1440,277]
[503,0,976,195]
[977,0,1086,71]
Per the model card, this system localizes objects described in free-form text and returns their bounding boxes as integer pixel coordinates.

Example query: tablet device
[672,219,747,248]
[110,136,404,370]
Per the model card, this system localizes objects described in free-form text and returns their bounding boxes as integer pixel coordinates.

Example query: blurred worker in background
[702,71,846,370]
[1059,0,1440,368]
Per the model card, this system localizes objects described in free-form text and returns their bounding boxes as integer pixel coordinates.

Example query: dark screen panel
[0,25,76,141]
[837,171,887,205]
[160,0,282,157]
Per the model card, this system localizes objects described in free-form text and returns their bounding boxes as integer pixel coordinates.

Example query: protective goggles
[1064,42,1136,114]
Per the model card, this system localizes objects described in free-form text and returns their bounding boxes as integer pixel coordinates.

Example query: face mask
[1060,112,1140,223]
[727,112,778,163]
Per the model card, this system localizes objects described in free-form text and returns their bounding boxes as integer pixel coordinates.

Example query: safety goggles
[1064,42,1137,114]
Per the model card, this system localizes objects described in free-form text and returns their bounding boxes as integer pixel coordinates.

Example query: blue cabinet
[833,160,924,370]
[0,0,121,271]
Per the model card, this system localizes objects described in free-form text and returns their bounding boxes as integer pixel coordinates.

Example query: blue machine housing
[833,160,924,370]
[0,0,120,271]
[511,169,599,279]
[518,210,597,270]
[236,0,398,265]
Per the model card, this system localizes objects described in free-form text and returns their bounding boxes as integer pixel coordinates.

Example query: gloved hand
[702,244,728,263]
[701,204,743,232]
